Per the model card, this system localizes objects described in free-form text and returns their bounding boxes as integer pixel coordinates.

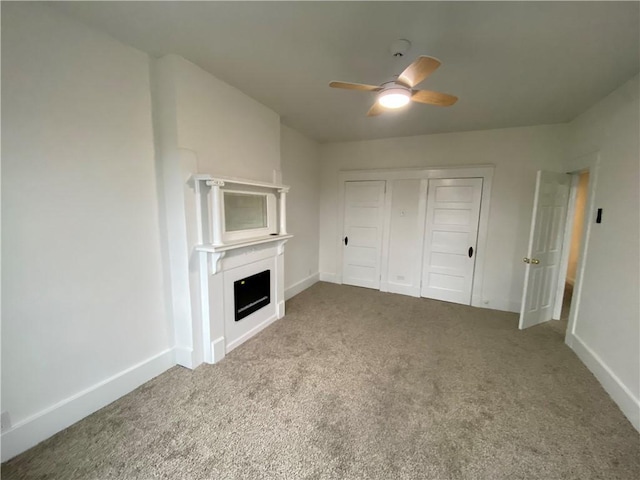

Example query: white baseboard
[174,346,195,369]
[472,294,520,313]
[386,282,420,297]
[1,348,176,462]
[319,272,339,283]
[507,300,521,313]
[211,337,225,364]
[285,273,319,300]
[567,332,640,431]
[225,313,279,353]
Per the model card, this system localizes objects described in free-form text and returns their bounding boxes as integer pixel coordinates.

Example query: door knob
[344,236,349,246]
[523,257,531,264]
[531,258,540,264]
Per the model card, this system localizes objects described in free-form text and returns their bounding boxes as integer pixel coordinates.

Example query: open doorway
[558,170,590,330]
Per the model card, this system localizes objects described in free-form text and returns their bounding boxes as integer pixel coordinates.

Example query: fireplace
[193,174,292,365]
[234,270,270,321]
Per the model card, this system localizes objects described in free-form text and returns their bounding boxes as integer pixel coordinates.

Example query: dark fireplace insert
[234,270,270,321]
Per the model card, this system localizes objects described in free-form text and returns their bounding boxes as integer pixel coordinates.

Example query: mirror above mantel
[191,174,292,250]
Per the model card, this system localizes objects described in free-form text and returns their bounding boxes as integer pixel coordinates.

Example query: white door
[342,181,386,289]
[519,171,570,329]
[421,178,483,304]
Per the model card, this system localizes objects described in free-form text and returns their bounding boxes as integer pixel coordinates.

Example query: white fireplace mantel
[196,234,293,275]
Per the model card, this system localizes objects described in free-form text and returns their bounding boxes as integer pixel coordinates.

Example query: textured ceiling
[52,1,639,143]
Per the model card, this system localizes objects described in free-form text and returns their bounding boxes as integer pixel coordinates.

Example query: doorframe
[554,151,600,343]
[553,173,581,320]
[336,165,494,307]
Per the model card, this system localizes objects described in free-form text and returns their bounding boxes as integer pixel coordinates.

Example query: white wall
[319,124,567,312]
[167,55,281,182]
[1,3,173,460]
[564,75,639,429]
[280,126,321,299]
[152,54,282,368]
[385,179,423,295]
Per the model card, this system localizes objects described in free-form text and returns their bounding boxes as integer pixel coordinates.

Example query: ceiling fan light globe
[378,89,411,109]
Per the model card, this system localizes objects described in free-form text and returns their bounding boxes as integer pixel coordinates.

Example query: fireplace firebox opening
[234,270,271,321]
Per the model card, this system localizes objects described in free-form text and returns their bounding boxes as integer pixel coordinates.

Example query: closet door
[342,181,386,289]
[421,178,483,304]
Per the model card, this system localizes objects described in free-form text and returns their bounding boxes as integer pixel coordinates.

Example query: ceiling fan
[329,56,458,116]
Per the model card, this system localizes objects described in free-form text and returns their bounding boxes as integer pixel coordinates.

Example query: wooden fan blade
[397,56,441,88]
[367,102,385,117]
[329,81,382,92]
[411,89,458,107]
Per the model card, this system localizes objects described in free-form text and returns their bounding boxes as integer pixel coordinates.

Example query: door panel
[342,181,386,289]
[519,171,570,329]
[436,185,475,202]
[347,226,378,247]
[421,178,483,304]
[430,252,467,271]
[428,272,465,291]
[432,230,472,252]
[433,208,472,225]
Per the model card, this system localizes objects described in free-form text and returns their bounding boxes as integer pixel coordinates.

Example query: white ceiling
[52,1,639,143]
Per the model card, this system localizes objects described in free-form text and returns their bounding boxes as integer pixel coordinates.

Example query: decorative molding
[192,173,289,191]
[206,179,225,187]
[276,239,288,255]
[567,332,640,431]
[207,251,226,275]
[195,234,293,255]
[0,348,175,462]
[278,189,288,234]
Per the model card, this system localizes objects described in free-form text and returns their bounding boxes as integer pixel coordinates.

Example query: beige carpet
[3,282,639,479]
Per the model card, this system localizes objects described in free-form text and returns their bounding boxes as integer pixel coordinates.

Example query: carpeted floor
[3,282,639,479]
